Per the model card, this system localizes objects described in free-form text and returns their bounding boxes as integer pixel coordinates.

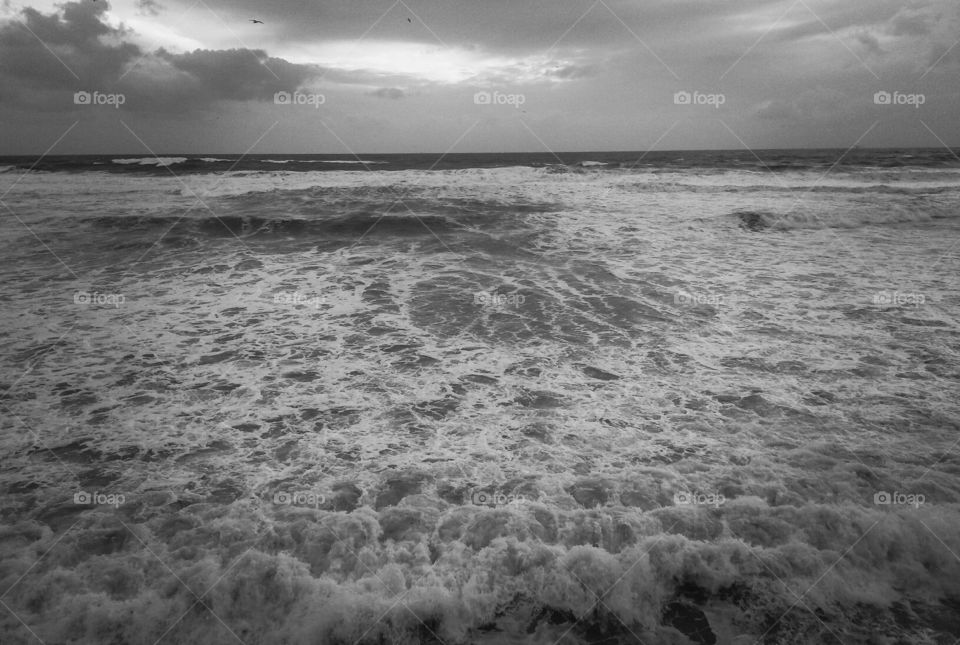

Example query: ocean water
[1,149,959,644]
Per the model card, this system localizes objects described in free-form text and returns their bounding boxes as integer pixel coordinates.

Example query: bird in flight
[250,19,264,24]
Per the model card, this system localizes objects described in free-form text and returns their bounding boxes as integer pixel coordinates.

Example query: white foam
[111,157,188,167]
[317,160,389,165]
[261,159,387,164]
[2,160,959,643]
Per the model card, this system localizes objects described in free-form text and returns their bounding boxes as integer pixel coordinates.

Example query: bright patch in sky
[282,40,537,84]
[120,15,208,53]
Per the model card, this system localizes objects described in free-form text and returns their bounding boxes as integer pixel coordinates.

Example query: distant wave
[177,165,557,198]
[263,159,388,165]
[86,212,465,247]
[4,149,958,174]
[85,190,560,245]
[317,160,389,165]
[112,157,188,167]
[622,181,960,196]
[729,207,944,231]
[112,157,229,165]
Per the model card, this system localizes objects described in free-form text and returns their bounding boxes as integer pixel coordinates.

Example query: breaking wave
[729,205,948,231]
[112,157,189,167]
[2,496,959,644]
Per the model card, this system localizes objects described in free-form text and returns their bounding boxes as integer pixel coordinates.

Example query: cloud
[888,6,938,36]
[548,64,597,80]
[924,41,960,69]
[0,2,140,88]
[756,87,851,122]
[1,0,958,153]
[370,87,405,99]
[0,2,318,112]
[853,30,882,56]
[155,48,317,101]
[756,99,801,121]
[136,0,163,17]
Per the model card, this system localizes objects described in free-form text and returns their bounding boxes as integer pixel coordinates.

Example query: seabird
[250,19,264,24]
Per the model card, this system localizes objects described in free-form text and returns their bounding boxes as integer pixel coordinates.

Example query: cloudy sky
[0,0,957,153]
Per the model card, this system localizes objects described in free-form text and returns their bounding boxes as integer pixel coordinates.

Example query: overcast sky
[0,0,957,153]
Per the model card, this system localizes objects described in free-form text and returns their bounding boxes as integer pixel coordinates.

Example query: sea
[1,149,959,644]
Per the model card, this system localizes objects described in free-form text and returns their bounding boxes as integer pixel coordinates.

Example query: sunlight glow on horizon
[280,40,585,86]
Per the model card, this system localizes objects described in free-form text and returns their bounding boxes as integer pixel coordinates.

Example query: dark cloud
[0,2,318,112]
[371,87,405,99]
[155,48,316,101]
[0,2,139,88]
[854,30,882,55]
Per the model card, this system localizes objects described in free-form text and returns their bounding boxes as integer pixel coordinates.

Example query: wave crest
[731,205,943,231]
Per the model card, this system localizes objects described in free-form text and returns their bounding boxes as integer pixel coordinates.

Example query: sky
[0,0,957,154]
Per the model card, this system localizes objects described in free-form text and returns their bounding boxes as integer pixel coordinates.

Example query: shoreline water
[1,151,959,643]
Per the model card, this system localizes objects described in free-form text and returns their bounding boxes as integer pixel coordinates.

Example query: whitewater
[1,152,959,644]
